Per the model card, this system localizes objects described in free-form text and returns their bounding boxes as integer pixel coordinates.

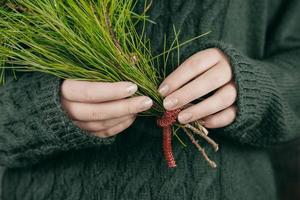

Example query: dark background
[272,138,300,200]
[0,167,3,199]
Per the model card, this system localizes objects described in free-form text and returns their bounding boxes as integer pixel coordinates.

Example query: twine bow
[157,109,181,168]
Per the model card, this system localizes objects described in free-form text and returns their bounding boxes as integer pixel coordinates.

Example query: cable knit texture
[1,0,300,199]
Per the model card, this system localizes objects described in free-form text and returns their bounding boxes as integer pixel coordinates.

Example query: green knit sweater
[1,0,300,199]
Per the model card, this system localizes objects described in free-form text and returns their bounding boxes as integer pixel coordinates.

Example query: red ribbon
[157,109,181,168]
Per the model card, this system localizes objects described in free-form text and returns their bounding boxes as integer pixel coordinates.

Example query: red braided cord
[157,109,181,168]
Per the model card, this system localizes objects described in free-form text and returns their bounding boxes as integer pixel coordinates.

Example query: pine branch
[183,127,217,168]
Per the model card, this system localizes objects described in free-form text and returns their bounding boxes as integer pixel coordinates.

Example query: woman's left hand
[158,48,237,129]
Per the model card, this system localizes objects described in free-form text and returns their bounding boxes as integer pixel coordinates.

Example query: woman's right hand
[60,80,153,138]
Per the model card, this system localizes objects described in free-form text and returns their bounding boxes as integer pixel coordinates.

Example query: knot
[157,109,181,128]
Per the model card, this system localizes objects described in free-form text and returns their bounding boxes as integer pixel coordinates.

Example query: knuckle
[206,73,226,89]
[227,106,237,120]
[101,120,110,129]
[127,100,134,114]
[222,98,234,107]
[118,122,126,131]
[102,119,117,129]
[214,48,226,61]
[65,102,79,119]
[126,119,134,127]
[184,56,197,67]
[82,85,96,102]
[90,111,104,121]
[189,58,204,73]
[130,115,137,122]
[222,89,237,106]
[110,120,130,136]
[107,124,124,136]
[214,73,228,86]
[223,63,233,79]
[90,122,105,131]
[207,48,222,61]
[213,97,224,109]
[227,81,237,91]
[185,57,198,71]
[81,122,93,131]
[102,122,126,137]
[93,131,109,138]
[125,115,136,124]
[213,65,232,83]
[229,87,238,102]
[128,97,141,113]
[123,101,132,115]
[217,107,236,127]
[105,129,116,137]
[207,117,219,127]
[216,74,231,84]
[208,47,219,54]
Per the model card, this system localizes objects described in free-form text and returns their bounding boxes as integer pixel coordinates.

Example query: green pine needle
[0,0,209,118]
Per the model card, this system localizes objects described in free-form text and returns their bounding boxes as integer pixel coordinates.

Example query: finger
[62,96,153,121]
[163,61,233,110]
[178,81,237,124]
[158,48,222,96]
[92,117,135,138]
[61,80,138,103]
[74,115,136,132]
[201,105,237,129]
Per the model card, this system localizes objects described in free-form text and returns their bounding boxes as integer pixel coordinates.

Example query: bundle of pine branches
[0,0,218,168]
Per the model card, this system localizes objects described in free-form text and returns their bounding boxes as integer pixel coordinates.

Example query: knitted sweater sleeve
[203,1,300,146]
[0,72,115,168]
[215,44,300,147]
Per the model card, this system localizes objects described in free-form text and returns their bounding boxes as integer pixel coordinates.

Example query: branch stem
[183,127,217,168]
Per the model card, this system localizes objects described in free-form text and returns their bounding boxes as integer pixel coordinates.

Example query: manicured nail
[163,98,178,110]
[126,84,138,94]
[178,113,193,123]
[158,84,169,96]
[140,97,153,110]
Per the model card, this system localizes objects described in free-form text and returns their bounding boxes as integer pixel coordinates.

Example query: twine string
[157,109,181,168]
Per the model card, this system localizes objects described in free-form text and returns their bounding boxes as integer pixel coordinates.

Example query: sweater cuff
[198,41,276,145]
[34,73,115,150]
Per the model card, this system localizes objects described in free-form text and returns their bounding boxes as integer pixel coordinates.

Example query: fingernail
[178,113,193,123]
[163,98,178,110]
[158,84,169,96]
[126,84,138,94]
[140,97,153,110]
